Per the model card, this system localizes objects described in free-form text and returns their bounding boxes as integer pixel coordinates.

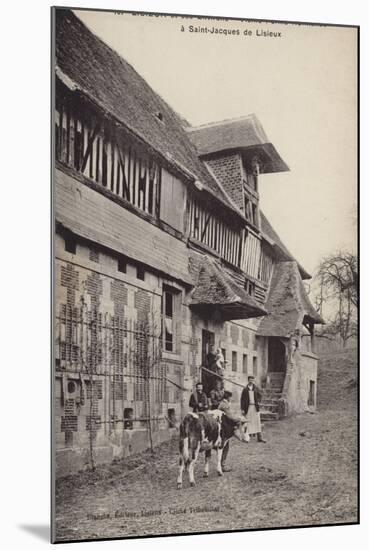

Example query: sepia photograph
[51,6,358,543]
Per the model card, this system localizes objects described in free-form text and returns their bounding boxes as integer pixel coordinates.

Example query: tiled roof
[257,261,324,337]
[186,115,289,173]
[260,211,311,280]
[55,9,241,216]
[189,252,267,320]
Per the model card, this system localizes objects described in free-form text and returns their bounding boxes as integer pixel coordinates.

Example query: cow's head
[234,416,249,443]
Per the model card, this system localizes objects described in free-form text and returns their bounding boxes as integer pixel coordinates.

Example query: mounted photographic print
[51,6,358,543]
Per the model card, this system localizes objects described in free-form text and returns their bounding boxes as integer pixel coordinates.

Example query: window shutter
[160,169,185,232]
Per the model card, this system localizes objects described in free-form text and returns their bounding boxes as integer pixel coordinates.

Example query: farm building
[53,9,324,477]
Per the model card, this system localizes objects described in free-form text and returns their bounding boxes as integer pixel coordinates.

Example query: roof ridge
[57,9,246,220]
[72,10,193,131]
[259,211,311,280]
[186,113,257,132]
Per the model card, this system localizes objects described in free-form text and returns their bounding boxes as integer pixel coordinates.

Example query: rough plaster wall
[286,351,318,413]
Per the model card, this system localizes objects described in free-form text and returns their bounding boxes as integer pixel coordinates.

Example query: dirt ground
[54,349,358,541]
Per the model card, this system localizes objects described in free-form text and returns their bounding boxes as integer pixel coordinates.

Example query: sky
[76,9,357,277]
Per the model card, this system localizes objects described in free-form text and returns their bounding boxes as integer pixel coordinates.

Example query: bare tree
[317,252,357,307]
[314,251,358,347]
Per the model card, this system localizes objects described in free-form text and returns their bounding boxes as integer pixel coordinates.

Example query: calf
[177,411,247,488]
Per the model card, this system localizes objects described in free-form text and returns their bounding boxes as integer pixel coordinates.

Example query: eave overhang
[189,255,268,322]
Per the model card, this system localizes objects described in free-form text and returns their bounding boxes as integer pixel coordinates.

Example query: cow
[177,410,248,489]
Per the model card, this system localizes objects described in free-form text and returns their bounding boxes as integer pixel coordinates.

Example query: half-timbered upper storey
[54,9,314,318]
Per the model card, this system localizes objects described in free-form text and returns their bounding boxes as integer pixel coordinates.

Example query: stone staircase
[260,372,285,421]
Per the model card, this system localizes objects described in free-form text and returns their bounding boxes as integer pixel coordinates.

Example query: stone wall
[54,232,187,477]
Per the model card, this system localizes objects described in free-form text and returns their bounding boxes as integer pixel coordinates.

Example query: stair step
[261,393,282,403]
[260,411,279,421]
[261,408,279,413]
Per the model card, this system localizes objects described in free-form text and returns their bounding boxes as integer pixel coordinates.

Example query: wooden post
[309,322,315,353]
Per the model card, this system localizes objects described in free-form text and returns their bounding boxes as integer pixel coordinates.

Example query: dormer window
[249,174,258,192]
[242,156,260,193]
[244,195,259,228]
[244,197,253,224]
[242,156,260,229]
[243,169,257,192]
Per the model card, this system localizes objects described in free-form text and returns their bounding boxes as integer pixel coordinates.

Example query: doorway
[201,329,215,394]
[267,337,287,392]
[268,338,287,373]
[308,380,316,406]
[202,329,215,365]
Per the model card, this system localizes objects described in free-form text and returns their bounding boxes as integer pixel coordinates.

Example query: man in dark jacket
[240,375,266,443]
[202,344,218,395]
[209,379,224,410]
[189,382,209,413]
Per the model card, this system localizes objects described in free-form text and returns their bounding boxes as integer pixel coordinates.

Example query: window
[232,351,238,372]
[244,197,254,224]
[137,265,145,281]
[117,256,127,273]
[160,168,186,232]
[67,381,76,394]
[253,356,258,377]
[124,408,133,430]
[243,185,259,229]
[221,348,227,363]
[89,248,99,263]
[163,288,178,352]
[250,175,258,192]
[308,380,315,406]
[64,233,76,254]
[242,354,248,374]
[252,204,258,226]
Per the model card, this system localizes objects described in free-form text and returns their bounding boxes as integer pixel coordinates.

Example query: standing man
[203,344,218,395]
[209,378,224,410]
[189,382,209,413]
[240,375,266,443]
